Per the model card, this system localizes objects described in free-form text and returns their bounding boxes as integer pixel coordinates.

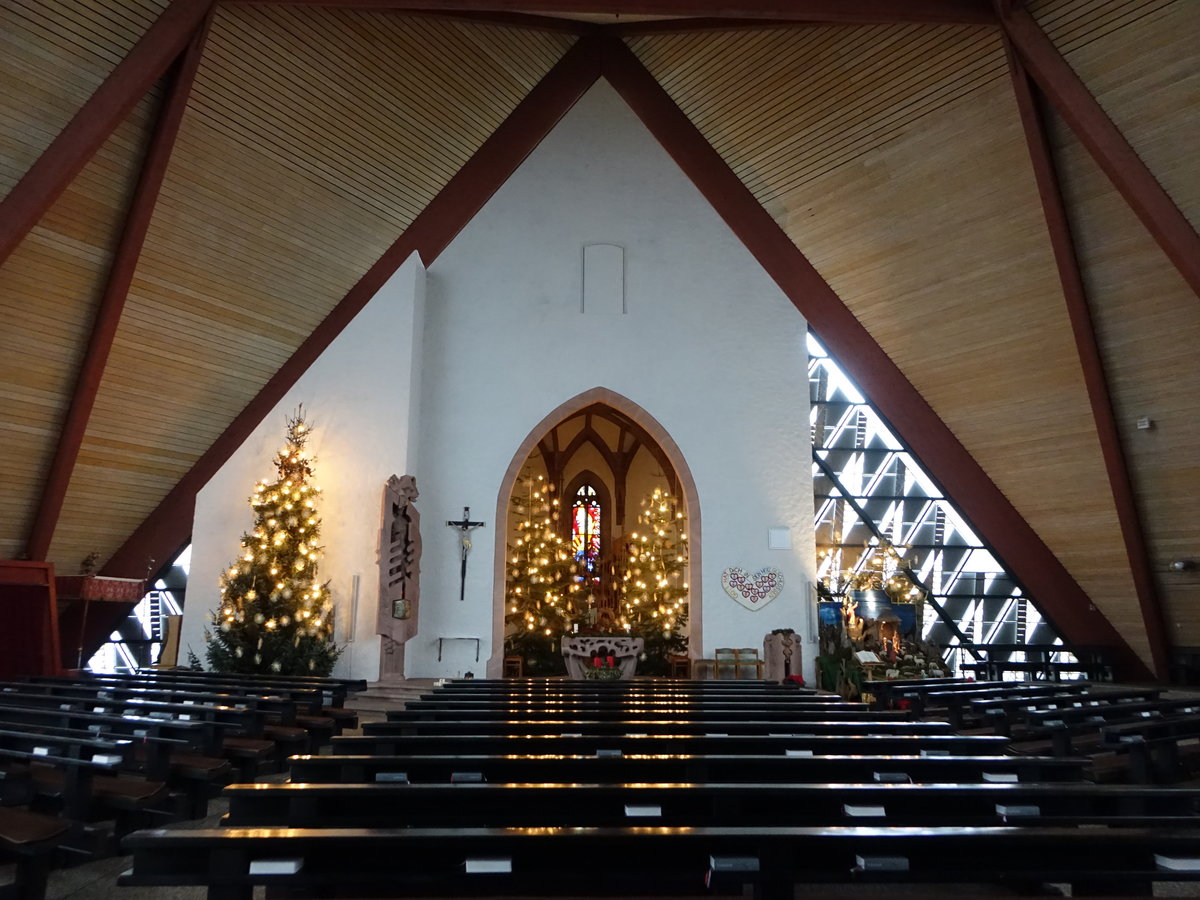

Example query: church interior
[1,0,1198,897]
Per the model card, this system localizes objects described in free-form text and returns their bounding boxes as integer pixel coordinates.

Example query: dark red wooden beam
[232,0,995,26]
[102,35,605,579]
[0,0,213,269]
[597,34,1150,679]
[1001,5,1200,300]
[1003,41,1169,680]
[25,16,213,564]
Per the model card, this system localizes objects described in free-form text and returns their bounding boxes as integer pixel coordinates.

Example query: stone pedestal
[763,631,802,681]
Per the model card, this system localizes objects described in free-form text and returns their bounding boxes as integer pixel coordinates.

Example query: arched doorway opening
[489,388,702,677]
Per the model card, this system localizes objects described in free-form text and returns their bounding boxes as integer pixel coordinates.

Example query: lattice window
[808,334,1066,675]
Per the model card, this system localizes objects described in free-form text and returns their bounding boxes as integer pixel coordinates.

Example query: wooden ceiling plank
[336,14,519,152]
[193,16,458,203]
[239,9,480,161]
[597,33,1150,679]
[192,8,497,213]
[153,126,424,252]
[764,40,1006,196]
[100,34,603,579]
[726,27,972,175]
[235,0,996,26]
[0,0,212,268]
[406,9,588,34]
[1003,38,1170,679]
[26,14,212,562]
[657,28,807,112]
[1001,5,1200,300]
[687,26,911,141]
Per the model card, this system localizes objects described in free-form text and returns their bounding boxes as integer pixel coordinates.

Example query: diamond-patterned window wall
[808,334,1069,676]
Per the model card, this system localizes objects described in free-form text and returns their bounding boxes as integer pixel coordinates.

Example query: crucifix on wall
[446,507,485,602]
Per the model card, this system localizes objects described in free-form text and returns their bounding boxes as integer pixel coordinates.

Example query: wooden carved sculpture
[378,474,421,678]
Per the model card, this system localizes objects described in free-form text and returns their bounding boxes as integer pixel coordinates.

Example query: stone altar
[560,634,644,680]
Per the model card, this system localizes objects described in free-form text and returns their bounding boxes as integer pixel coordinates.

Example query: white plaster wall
[416,81,817,681]
[182,256,427,682]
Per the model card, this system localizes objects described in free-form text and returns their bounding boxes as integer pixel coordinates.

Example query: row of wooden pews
[0,668,363,899]
[872,676,1200,783]
[119,677,1200,899]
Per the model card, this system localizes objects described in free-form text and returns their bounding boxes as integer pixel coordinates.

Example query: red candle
[606,655,615,668]
[593,656,602,667]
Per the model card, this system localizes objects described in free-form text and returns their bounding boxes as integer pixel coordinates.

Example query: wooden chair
[714,648,738,680]
[667,656,691,679]
[503,656,524,678]
[735,648,764,679]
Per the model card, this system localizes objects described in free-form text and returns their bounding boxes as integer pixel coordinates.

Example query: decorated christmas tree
[205,408,341,675]
[619,486,689,675]
[503,472,580,674]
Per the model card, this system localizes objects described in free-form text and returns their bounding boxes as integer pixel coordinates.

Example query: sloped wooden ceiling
[1031,0,1200,648]
[4,4,574,570]
[0,0,169,560]
[2,0,1196,677]
[629,19,1150,663]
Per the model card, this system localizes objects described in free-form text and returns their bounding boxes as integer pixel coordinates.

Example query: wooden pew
[1010,698,1198,756]
[368,718,955,737]
[422,696,835,710]
[863,677,979,709]
[288,752,1086,785]
[0,700,268,784]
[120,823,1200,899]
[332,732,1012,758]
[0,688,266,738]
[95,671,357,734]
[405,699,852,715]
[432,681,806,696]
[224,780,1200,829]
[0,703,216,757]
[129,668,366,709]
[1100,713,1200,783]
[0,720,223,818]
[18,677,314,728]
[908,683,1093,725]
[969,686,1168,734]
[0,746,163,852]
[21,677,334,751]
[0,806,71,900]
[389,706,890,724]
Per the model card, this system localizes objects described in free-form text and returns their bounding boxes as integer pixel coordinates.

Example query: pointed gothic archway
[488,387,702,677]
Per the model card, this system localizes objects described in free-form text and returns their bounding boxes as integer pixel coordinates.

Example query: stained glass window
[572,485,602,573]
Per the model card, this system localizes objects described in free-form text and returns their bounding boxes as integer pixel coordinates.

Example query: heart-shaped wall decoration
[721,566,785,611]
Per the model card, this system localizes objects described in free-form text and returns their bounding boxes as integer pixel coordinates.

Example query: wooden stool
[503,655,524,678]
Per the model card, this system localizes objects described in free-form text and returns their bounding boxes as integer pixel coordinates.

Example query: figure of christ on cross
[446,507,485,602]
